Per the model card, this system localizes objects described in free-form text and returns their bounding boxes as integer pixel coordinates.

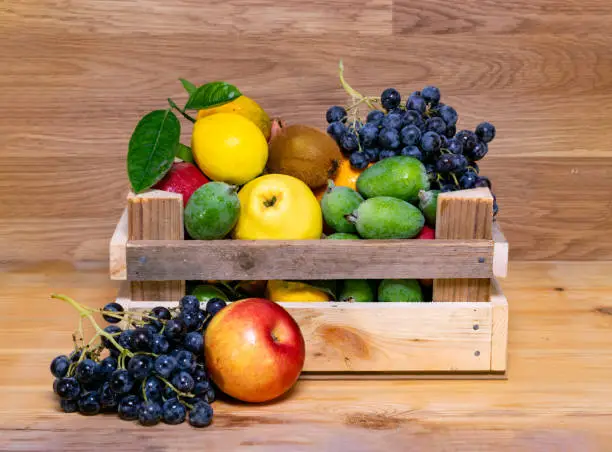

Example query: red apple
[416,225,435,240]
[154,162,209,207]
[204,298,305,403]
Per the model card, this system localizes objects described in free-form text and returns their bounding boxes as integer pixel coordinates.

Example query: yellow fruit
[312,158,372,201]
[196,96,271,140]
[232,174,323,240]
[191,113,268,185]
[266,280,331,302]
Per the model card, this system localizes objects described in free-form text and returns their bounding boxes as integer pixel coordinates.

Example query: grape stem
[157,375,194,399]
[51,294,134,359]
[338,60,380,112]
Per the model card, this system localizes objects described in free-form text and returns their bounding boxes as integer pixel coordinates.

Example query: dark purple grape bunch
[51,294,228,427]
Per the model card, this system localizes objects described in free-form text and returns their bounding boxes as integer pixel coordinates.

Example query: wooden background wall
[2,0,611,270]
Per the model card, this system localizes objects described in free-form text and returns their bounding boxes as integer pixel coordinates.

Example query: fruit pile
[325,62,498,215]
[50,294,226,427]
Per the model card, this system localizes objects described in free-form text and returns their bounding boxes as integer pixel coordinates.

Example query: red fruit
[268,117,286,143]
[154,162,209,207]
[416,225,435,240]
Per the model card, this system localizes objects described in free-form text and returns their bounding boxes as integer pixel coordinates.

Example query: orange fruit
[313,158,372,201]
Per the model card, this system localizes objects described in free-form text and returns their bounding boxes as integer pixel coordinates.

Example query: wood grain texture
[117,281,506,374]
[127,190,185,301]
[2,1,612,270]
[109,208,127,279]
[126,239,494,281]
[1,262,611,450]
[433,188,493,302]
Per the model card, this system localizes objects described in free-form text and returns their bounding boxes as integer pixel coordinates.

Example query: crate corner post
[127,190,186,303]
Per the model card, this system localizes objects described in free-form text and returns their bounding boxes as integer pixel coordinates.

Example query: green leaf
[179,78,197,95]
[127,109,180,193]
[175,143,194,163]
[184,81,241,110]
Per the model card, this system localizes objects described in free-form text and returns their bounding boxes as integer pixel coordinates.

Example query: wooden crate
[110,187,509,379]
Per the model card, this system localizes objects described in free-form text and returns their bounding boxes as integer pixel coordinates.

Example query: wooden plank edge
[299,371,507,381]
[493,221,509,278]
[109,208,128,280]
[490,278,509,372]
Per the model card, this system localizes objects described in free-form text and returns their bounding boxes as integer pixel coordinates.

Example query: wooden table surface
[1,261,611,451]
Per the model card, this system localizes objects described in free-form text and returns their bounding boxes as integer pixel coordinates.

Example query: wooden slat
[433,188,494,302]
[125,239,494,281]
[490,279,509,372]
[127,190,185,301]
[116,280,503,373]
[109,208,127,280]
[493,221,509,278]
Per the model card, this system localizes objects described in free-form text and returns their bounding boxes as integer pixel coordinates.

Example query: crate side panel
[126,240,494,281]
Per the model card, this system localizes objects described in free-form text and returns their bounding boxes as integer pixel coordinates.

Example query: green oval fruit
[339,280,376,302]
[326,233,360,240]
[191,285,229,303]
[356,156,429,203]
[378,279,422,302]
[321,182,364,233]
[418,189,440,227]
[348,196,425,239]
[185,182,240,239]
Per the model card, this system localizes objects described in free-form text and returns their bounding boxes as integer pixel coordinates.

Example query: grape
[381,88,401,111]
[132,327,151,351]
[110,370,134,394]
[440,183,456,192]
[450,154,468,173]
[381,113,403,130]
[339,132,359,153]
[128,355,153,380]
[206,298,227,317]
[366,110,385,124]
[327,121,346,141]
[118,395,141,421]
[101,325,122,351]
[358,123,378,147]
[50,355,70,378]
[349,152,368,169]
[172,371,195,393]
[163,385,178,400]
[56,377,81,400]
[151,334,170,354]
[400,146,422,161]
[475,122,496,143]
[421,86,441,105]
[460,171,478,189]
[399,125,421,146]
[144,376,163,402]
[117,330,134,350]
[193,367,209,383]
[189,402,214,428]
[436,155,455,174]
[76,359,98,384]
[176,351,197,373]
[100,381,119,409]
[78,391,101,415]
[378,128,400,149]
[474,176,492,189]
[407,95,426,114]
[102,302,124,324]
[364,147,380,162]
[181,311,200,332]
[402,110,424,129]
[420,131,442,154]
[426,117,447,135]
[466,140,488,161]
[379,150,397,159]
[163,398,187,425]
[439,105,458,126]
[455,130,478,153]
[445,138,463,154]
[445,125,456,138]
[99,356,117,380]
[326,106,347,124]
[60,399,79,413]
[180,296,200,313]
[151,306,171,321]
[201,387,216,404]
[154,355,177,378]
[138,401,162,426]
[193,380,211,396]
[164,319,185,342]
[469,161,480,174]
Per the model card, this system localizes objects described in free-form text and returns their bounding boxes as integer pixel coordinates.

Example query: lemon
[232,174,323,240]
[197,96,271,140]
[266,280,331,302]
[191,113,268,186]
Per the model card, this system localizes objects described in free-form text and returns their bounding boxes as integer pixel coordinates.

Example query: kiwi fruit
[267,124,343,189]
